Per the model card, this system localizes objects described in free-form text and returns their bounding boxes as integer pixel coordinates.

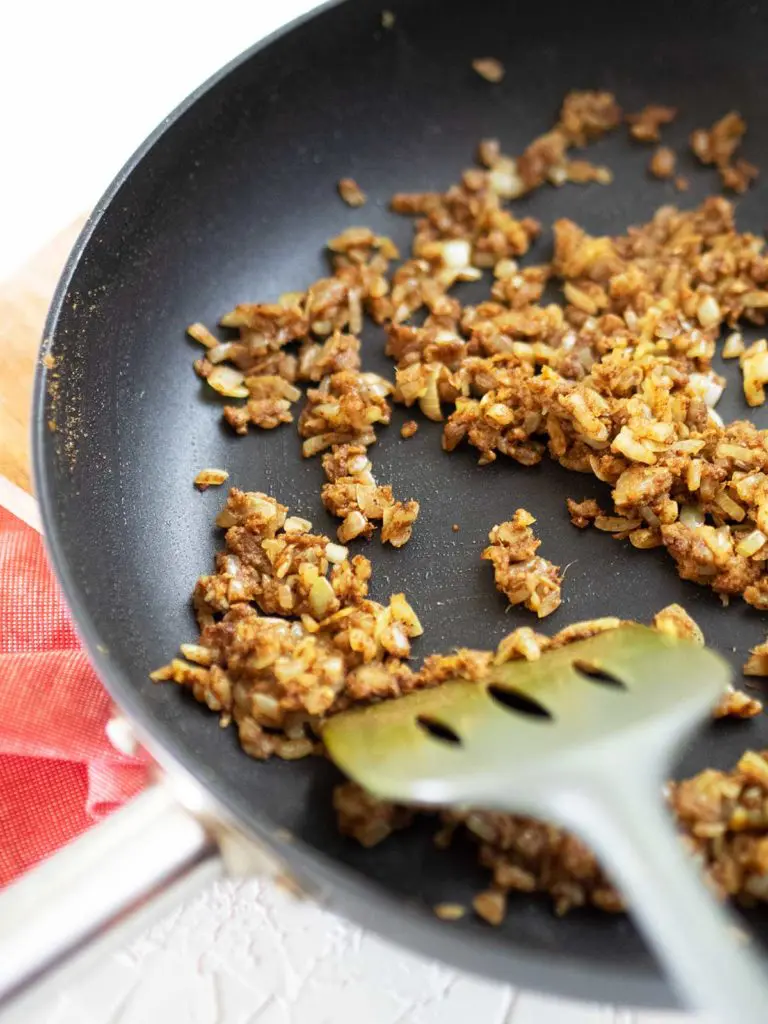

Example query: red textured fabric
[0,506,149,887]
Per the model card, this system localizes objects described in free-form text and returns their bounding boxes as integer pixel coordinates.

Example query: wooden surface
[0,218,87,494]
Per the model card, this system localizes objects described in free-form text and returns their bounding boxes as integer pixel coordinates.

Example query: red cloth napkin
[0,505,149,887]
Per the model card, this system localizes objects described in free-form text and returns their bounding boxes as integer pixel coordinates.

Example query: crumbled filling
[626,104,677,143]
[482,510,562,617]
[649,146,676,180]
[169,90,768,929]
[320,443,420,546]
[338,177,367,207]
[690,111,758,193]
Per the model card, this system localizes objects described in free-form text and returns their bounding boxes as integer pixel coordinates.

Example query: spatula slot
[572,660,626,689]
[487,685,553,720]
[416,715,462,745]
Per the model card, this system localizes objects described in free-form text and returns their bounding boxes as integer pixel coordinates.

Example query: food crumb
[691,112,746,166]
[381,499,420,547]
[194,468,230,491]
[740,339,768,407]
[626,104,677,143]
[452,524,460,533]
[566,498,603,529]
[400,419,418,438]
[721,158,759,194]
[482,510,562,618]
[321,442,419,546]
[561,159,612,186]
[473,890,507,925]
[714,685,763,719]
[674,175,689,192]
[338,177,367,208]
[187,321,219,349]
[649,146,676,180]
[42,353,56,370]
[433,902,466,921]
[381,9,395,28]
[690,111,757,193]
[472,57,505,83]
[722,332,744,359]
[744,639,768,678]
[652,603,704,645]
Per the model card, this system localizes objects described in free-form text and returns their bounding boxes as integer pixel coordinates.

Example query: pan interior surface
[36,0,768,1006]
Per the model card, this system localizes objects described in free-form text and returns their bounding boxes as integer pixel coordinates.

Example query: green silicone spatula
[324,624,768,1022]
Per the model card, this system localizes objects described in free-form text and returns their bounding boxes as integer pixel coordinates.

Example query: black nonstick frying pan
[14,0,768,1010]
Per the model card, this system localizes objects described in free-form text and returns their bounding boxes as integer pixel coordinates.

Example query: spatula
[323,624,768,1021]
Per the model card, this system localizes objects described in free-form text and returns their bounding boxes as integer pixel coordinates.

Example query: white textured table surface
[0,4,695,1022]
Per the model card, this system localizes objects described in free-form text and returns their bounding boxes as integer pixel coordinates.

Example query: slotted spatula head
[323,625,731,811]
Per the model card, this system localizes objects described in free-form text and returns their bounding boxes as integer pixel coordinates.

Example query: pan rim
[31,0,679,1008]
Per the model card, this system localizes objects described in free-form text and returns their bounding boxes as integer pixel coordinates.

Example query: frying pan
[5,0,768,1012]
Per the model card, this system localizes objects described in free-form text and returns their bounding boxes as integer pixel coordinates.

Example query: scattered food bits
[740,339,768,406]
[476,90,621,201]
[320,442,419,546]
[482,510,562,618]
[626,104,677,143]
[300,369,392,454]
[558,90,622,145]
[338,177,367,207]
[472,57,505,83]
[674,175,689,192]
[691,111,746,167]
[714,685,763,719]
[400,419,418,438]
[566,498,604,529]
[744,640,768,677]
[690,111,757,193]
[472,889,507,925]
[652,603,704,645]
[156,503,768,919]
[194,468,230,491]
[433,902,467,921]
[381,499,421,548]
[154,487,427,758]
[736,750,768,787]
[452,523,460,533]
[187,321,220,348]
[722,332,745,359]
[561,160,613,186]
[697,294,722,330]
[170,88,768,926]
[649,146,676,180]
[720,158,759,194]
[649,604,759,719]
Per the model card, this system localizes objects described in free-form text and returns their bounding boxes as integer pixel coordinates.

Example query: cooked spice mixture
[154,497,762,915]
[165,89,768,926]
[648,145,676,180]
[338,177,367,208]
[626,104,677,144]
[482,509,562,618]
[690,111,759,194]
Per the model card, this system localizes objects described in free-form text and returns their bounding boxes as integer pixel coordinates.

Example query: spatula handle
[548,775,768,1022]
